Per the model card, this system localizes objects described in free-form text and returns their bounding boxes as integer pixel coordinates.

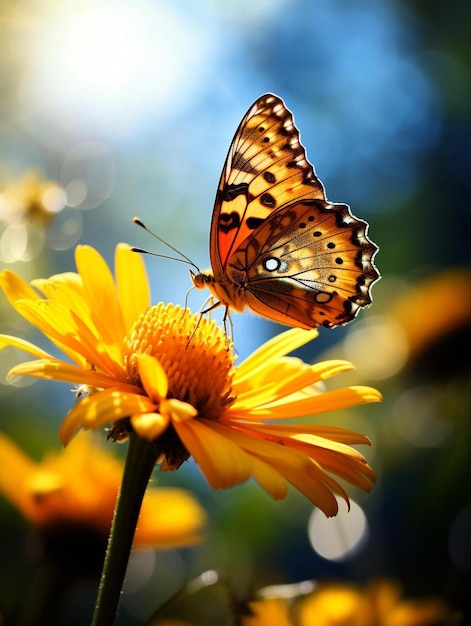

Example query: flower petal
[132,412,169,440]
[8,358,139,392]
[173,419,253,489]
[137,353,168,401]
[60,389,156,444]
[267,457,343,517]
[235,360,354,409]
[249,456,289,500]
[209,421,345,516]
[206,419,310,469]
[32,273,87,314]
[115,243,151,332]
[135,487,206,547]
[0,433,37,519]
[235,328,318,383]
[0,269,40,304]
[14,299,124,377]
[247,423,372,446]
[231,386,382,420]
[0,334,55,360]
[75,245,126,351]
[161,398,198,422]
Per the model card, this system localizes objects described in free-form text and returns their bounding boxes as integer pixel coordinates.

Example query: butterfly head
[191,269,248,315]
[190,269,213,291]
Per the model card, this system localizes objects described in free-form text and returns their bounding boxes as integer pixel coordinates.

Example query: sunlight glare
[21,1,214,140]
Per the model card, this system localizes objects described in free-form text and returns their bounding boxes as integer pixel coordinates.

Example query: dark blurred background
[1,0,470,624]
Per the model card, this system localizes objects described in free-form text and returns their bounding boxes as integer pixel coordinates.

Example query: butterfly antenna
[132,217,200,271]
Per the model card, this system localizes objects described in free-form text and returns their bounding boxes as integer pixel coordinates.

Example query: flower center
[122,303,236,420]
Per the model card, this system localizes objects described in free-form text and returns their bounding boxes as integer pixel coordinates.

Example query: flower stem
[91,431,157,626]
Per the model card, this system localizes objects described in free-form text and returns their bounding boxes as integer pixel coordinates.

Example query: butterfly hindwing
[226,199,378,328]
[211,94,326,274]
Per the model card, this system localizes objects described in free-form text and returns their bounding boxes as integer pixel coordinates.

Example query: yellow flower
[0,431,206,548]
[296,583,374,626]
[296,581,450,626]
[390,269,471,360]
[241,598,293,626]
[237,580,450,626]
[0,244,381,516]
[0,170,66,226]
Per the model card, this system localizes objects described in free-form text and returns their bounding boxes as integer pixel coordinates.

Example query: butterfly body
[192,94,379,329]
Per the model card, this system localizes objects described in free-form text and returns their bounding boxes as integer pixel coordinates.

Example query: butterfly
[190,93,379,330]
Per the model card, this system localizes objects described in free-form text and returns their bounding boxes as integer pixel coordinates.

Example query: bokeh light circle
[308,497,369,561]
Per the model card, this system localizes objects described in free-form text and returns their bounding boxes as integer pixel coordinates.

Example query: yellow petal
[8,358,137,391]
[174,419,252,488]
[208,420,311,471]
[132,412,169,440]
[242,598,293,626]
[162,398,198,422]
[0,433,37,518]
[32,273,86,310]
[115,243,151,333]
[268,457,342,517]
[137,353,168,400]
[32,277,102,351]
[235,360,354,409]
[15,299,123,377]
[75,245,126,350]
[248,423,372,446]
[247,456,289,500]
[0,334,54,360]
[235,386,382,420]
[235,328,318,383]
[135,487,206,547]
[0,269,40,304]
[60,389,156,444]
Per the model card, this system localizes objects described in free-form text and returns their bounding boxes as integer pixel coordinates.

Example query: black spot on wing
[260,193,276,208]
[219,212,241,233]
[246,217,265,230]
[222,182,249,201]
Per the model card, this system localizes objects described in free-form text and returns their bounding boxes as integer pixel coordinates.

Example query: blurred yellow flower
[239,580,450,626]
[0,431,206,548]
[0,170,66,226]
[241,597,293,626]
[390,269,471,360]
[344,269,471,381]
[0,244,381,516]
[297,581,450,626]
[296,583,375,626]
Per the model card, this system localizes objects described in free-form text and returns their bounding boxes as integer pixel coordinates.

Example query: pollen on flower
[122,303,236,420]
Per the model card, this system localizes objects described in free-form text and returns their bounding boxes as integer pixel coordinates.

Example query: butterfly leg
[202,298,233,345]
[185,297,222,349]
[221,306,234,344]
[183,284,197,313]
[194,298,233,347]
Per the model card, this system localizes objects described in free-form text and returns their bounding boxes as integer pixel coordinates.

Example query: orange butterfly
[191,93,379,330]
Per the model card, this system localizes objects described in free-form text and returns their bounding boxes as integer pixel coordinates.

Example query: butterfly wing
[226,199,379,329]
[210,94,325,279]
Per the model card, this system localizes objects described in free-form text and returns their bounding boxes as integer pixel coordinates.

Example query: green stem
[91,431,158,626]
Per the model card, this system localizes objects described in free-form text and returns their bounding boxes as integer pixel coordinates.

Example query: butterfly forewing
[212,94,326,272]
